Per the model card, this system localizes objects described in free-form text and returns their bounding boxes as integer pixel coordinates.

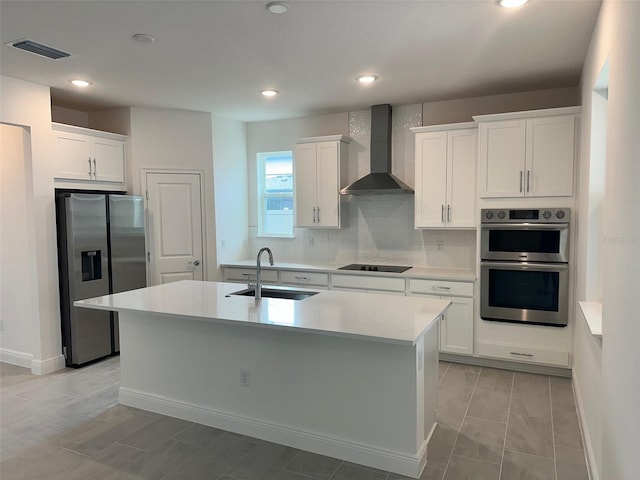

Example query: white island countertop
[75,280,449,346]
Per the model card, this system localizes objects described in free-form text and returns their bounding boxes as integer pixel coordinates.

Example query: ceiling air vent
[9,38,72,60]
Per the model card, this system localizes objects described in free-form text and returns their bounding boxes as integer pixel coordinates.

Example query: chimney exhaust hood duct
[340,104,413,195]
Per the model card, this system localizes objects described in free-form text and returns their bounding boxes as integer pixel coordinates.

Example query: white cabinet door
[93,138,125,183]
[526,115,575,197]
[439,296,474,355]
[478,119,526,198]
[315,141,340,227]
[53,130,93,181]
[294,136,347,228]
[52,123,126,184]
[415,132,448,228]
[414,126,476,228]
[447,129,477,228]
[294,143,318,227]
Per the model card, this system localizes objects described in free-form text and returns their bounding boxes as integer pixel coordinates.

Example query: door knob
[191,260,201,266]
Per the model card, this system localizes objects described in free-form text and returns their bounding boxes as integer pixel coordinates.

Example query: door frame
[140,168,208,284]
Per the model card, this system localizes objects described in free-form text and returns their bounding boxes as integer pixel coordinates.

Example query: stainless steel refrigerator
[55,192,146,367]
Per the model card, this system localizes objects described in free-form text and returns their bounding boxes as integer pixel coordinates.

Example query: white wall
[0,75,64,374]
[574,1,640,478]
[51,105,89,128]
[212,115,249,265]
[128,107,219,281]
[0,125,37,363]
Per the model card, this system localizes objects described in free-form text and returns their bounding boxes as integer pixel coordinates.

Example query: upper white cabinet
[412,123,477,228]
[294,135,349,228]
[474,107,580,198]
[52,123,126,184]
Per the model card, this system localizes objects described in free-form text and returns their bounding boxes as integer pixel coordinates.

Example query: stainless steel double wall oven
[480,208,570,327]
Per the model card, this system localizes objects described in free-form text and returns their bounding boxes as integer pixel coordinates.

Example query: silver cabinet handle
[510,351,534,358]
[241,273,256,278]
[441,205,445,223]
[447,205,451,223]
[526,170,530,193]
[93,158,97,178]
[312,207,316,223]
[316,207,320,223]
[432,286,451,290]
[519,171,523,192]
[88,157,92,177]
[294,276,310,280]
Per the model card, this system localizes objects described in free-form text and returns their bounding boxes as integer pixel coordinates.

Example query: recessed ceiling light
[356,75,378,84]
[131,33,156,43]
[266,2,288,14]
[498,0,529,8]
[260,89,279,97]
[70,79,92,87]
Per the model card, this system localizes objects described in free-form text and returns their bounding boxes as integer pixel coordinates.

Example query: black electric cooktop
[338,263,412,273]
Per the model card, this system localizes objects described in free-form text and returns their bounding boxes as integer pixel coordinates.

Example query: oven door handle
[480,223,569,230]
[480,261,569,271]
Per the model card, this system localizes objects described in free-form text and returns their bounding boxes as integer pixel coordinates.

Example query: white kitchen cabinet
[294,136,349,228]
[52,123,126,183]
[280,270,329,289]
[222,266,278,284]
[475,107,579,198]
[330,274,406,295]
[412,123,477,228]
[408,278,474,355]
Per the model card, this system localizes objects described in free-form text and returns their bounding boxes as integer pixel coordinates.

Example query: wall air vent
[8,38,72,60]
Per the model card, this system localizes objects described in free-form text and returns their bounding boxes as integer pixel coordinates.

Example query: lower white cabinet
[330,274,406,294]
[222,267,278,284]
[280,270,329,289]
[408,278,474,355]
[478,341,569,367]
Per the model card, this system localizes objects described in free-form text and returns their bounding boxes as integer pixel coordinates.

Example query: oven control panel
[481,208,570,223]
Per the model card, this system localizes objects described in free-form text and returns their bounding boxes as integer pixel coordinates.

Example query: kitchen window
[257,151,294,237]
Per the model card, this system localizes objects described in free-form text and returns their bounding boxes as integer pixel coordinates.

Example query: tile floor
[0,358,590,480]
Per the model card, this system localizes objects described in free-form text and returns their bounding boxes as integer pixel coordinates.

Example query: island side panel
[117,311,426,474]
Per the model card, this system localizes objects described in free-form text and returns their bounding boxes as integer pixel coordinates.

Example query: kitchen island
[75,280,450,478]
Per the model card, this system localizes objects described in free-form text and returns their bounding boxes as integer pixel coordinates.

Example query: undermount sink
[229,287,318,301]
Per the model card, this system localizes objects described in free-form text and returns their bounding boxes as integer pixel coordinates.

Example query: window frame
[257,150,294,238]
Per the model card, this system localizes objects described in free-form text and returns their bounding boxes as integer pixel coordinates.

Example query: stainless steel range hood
[340,104,414,195]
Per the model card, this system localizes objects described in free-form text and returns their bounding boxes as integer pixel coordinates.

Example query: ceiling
[0,0,601,123]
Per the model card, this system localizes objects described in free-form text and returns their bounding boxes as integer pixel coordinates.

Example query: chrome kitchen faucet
[255,247,274,301]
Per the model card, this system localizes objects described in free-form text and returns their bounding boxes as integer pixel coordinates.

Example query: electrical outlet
[240,368,250,387]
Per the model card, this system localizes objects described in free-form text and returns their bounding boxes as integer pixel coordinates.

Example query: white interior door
[146,172,204,285]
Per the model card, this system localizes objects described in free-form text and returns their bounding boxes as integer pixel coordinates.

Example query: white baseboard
[572,371,599,480]
[31,354,66,375]
[120,387,428,478]
[0,348,33,368]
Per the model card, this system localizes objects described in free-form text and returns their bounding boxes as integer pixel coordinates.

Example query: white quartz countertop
[75,281,449,346]
[221,261,476,282]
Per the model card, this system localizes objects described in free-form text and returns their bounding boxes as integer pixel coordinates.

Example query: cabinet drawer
[223,267,278,283]
[408,279,473,297]
[331,274,406,293]
[478,341,569,367]
[280,270,329,287]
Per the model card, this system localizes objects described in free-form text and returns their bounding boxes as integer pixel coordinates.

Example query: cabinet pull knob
[519,171,523,192]
[526,170,530,192]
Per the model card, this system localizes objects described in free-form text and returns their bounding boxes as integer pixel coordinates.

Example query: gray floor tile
[555,445,589,480]
[552,408,584,449]
[442,455,500,480]
[125,438,201,480]
[160,433,258,479]
[447,363,482,374]
[550,383,577,412]
[500,450,555,480]
[505,411,554,459]
[467,387,511,423]
[284,450,342,479]
[476,368,514,394]
[226,441,299,480]
[549,375,572,385]
[453,417,506,464]
[119,415,193,451]
[426,423,459,468]
[330,462,389,480]
[172,422,227,448]
[438,369,479,428]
